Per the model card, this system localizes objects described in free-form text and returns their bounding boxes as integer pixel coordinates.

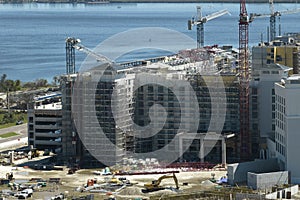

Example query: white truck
[15,189,33,199]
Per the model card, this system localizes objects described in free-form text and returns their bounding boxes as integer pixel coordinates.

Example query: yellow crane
[142,173,179,193]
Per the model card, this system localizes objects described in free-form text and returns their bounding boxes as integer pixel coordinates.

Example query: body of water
[0,2,299,82]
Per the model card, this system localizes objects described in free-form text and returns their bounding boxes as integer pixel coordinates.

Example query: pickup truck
[15,189,33,199]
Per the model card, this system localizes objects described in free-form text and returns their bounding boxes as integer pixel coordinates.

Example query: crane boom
[73,43,112,64]
[65,37,114,74]
[280,8,300,15]
[250,0,300,41]
[203,9,230,22]
[188,6,229,48]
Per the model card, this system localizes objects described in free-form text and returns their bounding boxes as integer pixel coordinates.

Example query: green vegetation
[0,73,59,111]
[0,132,19,138]
[0,111,27,129]
[0,74,21,93]
[0,74,51,93]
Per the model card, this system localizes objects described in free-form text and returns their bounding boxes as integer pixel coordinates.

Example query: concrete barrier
[228,159,279,185]
[248,171,289,190]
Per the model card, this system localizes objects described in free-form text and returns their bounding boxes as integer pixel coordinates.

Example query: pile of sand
[117,186,144,196]
[200,180,217,187]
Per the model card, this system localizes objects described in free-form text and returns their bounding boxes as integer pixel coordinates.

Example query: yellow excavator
[142,173,179,193]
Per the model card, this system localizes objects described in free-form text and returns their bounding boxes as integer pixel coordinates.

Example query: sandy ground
[0,164,227,200]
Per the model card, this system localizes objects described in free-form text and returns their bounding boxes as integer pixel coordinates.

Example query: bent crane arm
[66,37,113,64]
[191,9,230,25]
[204,9,230,23]
[73,43,113,64]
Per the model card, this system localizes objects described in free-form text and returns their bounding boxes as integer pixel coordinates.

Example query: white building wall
[275,76,300,184]
[251,61,289,140]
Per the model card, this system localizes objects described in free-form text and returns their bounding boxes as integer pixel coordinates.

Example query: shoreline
[0,0,299,3]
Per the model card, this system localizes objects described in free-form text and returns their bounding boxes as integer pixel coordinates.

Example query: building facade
[252,33,300,74]
[27,93,62,153]
[275,75,300,184]
[58,46,256,167]
[251,42,292,159]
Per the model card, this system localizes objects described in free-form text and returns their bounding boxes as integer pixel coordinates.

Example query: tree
[0,74,7,92]
[0,74,21,112]
[52,76,58,86]
[15,80,21,91]
[36,79,48,88]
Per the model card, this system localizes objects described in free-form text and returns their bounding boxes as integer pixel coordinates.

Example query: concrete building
[275,75,300,183]
[60,74,82,165]
[57,46,244,167]
[252,33,300,74]
[27,93,62,153]
[251,42,292,159]
[60,64,135,167]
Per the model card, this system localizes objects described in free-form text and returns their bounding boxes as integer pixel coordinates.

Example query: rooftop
[35,102,62,110]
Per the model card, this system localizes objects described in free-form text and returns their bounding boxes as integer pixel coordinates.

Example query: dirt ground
[0,165,227,200]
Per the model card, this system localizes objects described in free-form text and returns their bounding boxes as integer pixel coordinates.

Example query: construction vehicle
[28,148,39,160]
[142,173,179,193]
[67,164,80,174]
[6,172,13,181]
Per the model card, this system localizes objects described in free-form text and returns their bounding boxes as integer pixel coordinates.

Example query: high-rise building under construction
[56,46,243,167]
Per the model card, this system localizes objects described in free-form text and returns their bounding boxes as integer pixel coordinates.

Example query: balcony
[34,140,61,146]
[35,132,61,138]
[34,124,61,129]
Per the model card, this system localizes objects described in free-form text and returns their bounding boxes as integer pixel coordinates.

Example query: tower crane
[239,0,252,161]
[65,37,113,74]
[188,6,230,48]
[250,0,300,42]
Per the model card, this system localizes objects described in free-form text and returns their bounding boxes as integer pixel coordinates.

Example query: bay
[0,2,299,82]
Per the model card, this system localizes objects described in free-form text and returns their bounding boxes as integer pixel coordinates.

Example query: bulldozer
[142,173,179,193]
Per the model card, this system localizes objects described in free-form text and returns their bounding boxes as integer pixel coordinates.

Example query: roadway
[0,123,28,151]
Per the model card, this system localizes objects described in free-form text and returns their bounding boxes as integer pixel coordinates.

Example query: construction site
[1,0,300,199]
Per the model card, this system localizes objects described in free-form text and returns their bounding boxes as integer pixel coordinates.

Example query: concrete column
[200,137,204,162]
[179,137,183,162]
[221,137,226,165]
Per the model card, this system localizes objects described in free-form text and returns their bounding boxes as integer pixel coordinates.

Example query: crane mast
[196,6,204,49]
[66,37,77,74]
[269,0,278,42]
[239,0,251,161]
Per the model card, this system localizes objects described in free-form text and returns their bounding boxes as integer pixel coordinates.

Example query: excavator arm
[142,173,179,193]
